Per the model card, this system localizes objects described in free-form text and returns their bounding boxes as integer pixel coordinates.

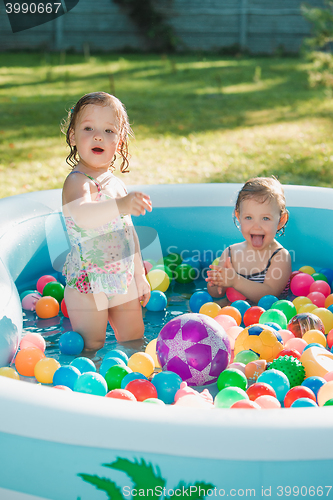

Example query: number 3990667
[5,3,62,14]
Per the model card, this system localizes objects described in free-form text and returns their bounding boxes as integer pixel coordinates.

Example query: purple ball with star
[156,313,231,386]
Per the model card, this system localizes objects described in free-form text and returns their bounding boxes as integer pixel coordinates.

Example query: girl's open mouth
[92,147,104,154]
[251,234,264,247]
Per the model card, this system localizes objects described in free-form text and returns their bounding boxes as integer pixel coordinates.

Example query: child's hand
[206,257,236,290]
[135,274,151,307]
[118,192,152,216]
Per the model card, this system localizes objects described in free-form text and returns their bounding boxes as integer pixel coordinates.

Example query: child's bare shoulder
[62,172,95,205]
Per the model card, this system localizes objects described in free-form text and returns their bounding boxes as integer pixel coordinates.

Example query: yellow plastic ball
[145,338,161,370]
[299,266,316,275]
[146,269,170,292]
[34,357,61,384]
[0,367,20,380]
[292,296,312,313]
[311,307,333,335]
[212,257,220,266]
[199,302,221,318]
[302,329,327,347]
[298,303,317,314]
[127,352,155,377]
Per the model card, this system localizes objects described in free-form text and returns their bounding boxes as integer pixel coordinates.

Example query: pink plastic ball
[21,292,42,311]
[230,400,261,409]
[143,261,154,275]
[20,333,46,352]
[324,371,333,382]
[309,280,331,298]
[278,329,295,344]
[307,291,326,308]
[226,287,246,302]
[214,314,237,332]
[228,362,246,374]
[285,337,308,354]
[226,326,243,350]
[255,395,281,409]
[290,273,315,297]
[36,275,57,294]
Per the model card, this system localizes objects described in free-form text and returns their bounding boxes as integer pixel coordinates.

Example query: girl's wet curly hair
[61,92,133,172]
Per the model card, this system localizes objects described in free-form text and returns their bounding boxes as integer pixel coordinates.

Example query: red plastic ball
[284,386,316,408]
[230,400,260,409]
[226,287,246,302]
[61,299,69,318]
[243,306,265,327]
[36,275,57,294]
[309,280,331,298]
[106,389,137,401]
[275,348,301,360]
[290,273,315,297]
[307,292,326,308]
[125,379,158,401]
[246,382,277,401]
[327,329,333,350]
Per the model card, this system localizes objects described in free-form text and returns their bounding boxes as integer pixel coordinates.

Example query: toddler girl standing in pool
[206,177,291,303]
[61,92,152,351]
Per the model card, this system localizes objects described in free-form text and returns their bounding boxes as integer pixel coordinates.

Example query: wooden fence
[0,0,326,54]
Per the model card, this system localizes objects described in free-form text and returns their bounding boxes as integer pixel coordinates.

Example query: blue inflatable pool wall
[0,184,333,500]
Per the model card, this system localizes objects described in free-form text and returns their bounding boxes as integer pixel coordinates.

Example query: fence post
[240,0,248,51]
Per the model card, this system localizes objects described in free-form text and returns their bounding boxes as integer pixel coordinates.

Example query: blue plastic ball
[182,257,201,275]
[301,376,326,400]
[303,343,326,352]
[146,290,168,312]
[53,365,80,389]
[70,357,96,374]
[328,305,333,315]
[199,251,213,269]
[100,357,126,378]
[230,300,251,319]
[103,349,129,364]
[257,369,290,403]
[120,371,148,389]
[258,295,278,310]
[74,372,108,396]
[291,397,318,408]
[151,371,182,404]
[59,331,84,355]
[319,268,333,285]
[264,322,282,331]
[189,290,212,313]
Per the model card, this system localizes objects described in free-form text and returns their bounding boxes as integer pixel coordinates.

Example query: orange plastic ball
[34,357,61,384]
[127,352,155,377]
[35,296,59,319]
[217,306,242,326]
[15,347,45,377]
[199,302,221,318]
[325,294,333,308]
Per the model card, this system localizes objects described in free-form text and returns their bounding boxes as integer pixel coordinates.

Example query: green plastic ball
[104,365,132,391]
[271,300,297,322]
[268,355,305,388]
[323,398,333,406]
[175,263,195,284]
[312,272,329,283]
[42,281,64,304]
[214,387,249,409]
[163,253,182,271]
[233,350,259,365]
[151,264,173,281]
[259,309,287,329]
[217,368,247,392]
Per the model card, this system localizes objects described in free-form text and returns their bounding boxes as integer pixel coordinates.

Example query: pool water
[19,278,208,376]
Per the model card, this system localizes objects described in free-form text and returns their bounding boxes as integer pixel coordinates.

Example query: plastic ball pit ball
[233,350,259,365]
[291,398,318,408]
[199,302,221,318]
[246,382,276,401]
[53,385,72,391]
[290,273,314,296]
[302,329,326,348]
[146,290,167,312]
[254,395,281,409]
[311,308,333,334]
[327,329,333,349]
[234,324,284,362]
[271,300,297,322]
[21,292,42,312]
[143,398,165,405]
[276,348,301,360]
[104,365,132,391]
[70,357,96,374]
[59,331,84,355]
[293,296,312,313]
[268,355,305,388]
[127,352,155,377]
[120,372,148,389]
[257,369,290,403]
[284,386,316,408]
[299,265,315,275]
[156,313,231,386]
[226,288,246,302]
[35,296,59,319]
[285,337,307,355]
[34,357,60,384]
[244,359,267,383]
[317,380,333,406]
[36,275,57,294]
[189,291,212,314]
[319,267,333,283]
[104,349,129,365]
[298,303,317,314]
[225,326,243,350]
[53,366,80,390]
[145,338,161,369]
[146,269,170,292]
[151,265,173,281]
[243,306,264,327]
[214,387,249,409]
[258,295,278,310]
[325,294,333,308]
[163,252,182,270]
[217,368,247,392]
[214,314,237,332]
[259,309,287,330]
[15,347,45,377]
[230,400,261,409]
[105,389,136,401]
[60,299,69,318]
[20,333,46,352]
[230,300,251,319]
[312,272,329,282]
[217,306,242,326]
[301,376,326,400]
[151,371,183,404]
[307,292,326,308]
[100,357,126,378]
[125,379,158,401]
[42,281,64,304]
[309,280,331,297]
[287,313,325,338]
[0,367,20,380]
[175,263,195,284]
[74,372,108,397]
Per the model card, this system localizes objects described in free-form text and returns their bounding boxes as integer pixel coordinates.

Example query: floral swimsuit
[62,171,135,298]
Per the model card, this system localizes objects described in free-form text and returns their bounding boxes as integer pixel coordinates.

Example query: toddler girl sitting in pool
[206,177,291,304]
[61,92,152,351]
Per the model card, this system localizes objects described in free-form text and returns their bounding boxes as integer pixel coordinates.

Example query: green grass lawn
[0,51,333,198]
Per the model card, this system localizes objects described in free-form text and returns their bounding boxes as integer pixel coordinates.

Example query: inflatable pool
[0,183,333,500]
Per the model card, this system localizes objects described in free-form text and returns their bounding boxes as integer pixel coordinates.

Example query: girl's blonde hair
[61,92,133,172]
[235,177,288,234]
